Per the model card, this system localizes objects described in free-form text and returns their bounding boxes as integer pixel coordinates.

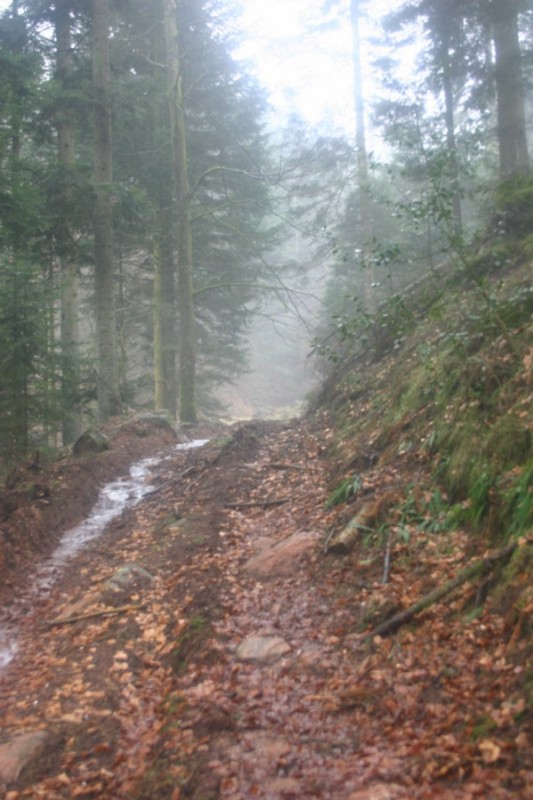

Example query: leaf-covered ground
[0,416,531,799]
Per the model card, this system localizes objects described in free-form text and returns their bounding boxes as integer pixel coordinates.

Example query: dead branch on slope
[363,540,532,640]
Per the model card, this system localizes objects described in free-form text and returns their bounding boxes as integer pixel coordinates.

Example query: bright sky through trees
[235,0,356,133]
[234,0,403,137]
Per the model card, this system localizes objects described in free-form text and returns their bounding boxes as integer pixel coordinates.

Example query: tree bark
[91,0,120,421]
[163,0,197,423]
[56,1,82,444]
[153,201,178,416]
[491,0,529,178]
[152,7,178,417]
[350,0,376,314]
[437,13,463,236]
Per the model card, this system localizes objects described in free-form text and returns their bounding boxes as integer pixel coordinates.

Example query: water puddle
[0,439,208,671]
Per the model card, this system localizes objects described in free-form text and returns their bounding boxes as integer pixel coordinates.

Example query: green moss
[492,543,533,614]
[468,241,516,276]
[519,233,533,258]
[164,691,187,716]
[505,458,533,536]
[485,415,532,471]
[397,364,437,415]
[188,614,208,630]
[470,714,498,742]
[445,501,471,529]
[489,283,533,332]
[440,413,486,496]
[493,175,533,237]
[468,469,497,527]
[170,615,211,675]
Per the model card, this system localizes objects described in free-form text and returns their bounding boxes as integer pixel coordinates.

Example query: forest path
[0,417,530,799]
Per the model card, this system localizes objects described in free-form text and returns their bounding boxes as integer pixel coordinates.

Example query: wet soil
[0,417,181,591]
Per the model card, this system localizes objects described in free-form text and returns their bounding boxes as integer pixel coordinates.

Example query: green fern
[325,474,362,509]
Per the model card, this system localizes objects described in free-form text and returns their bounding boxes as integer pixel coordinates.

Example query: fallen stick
[363,540,528,640]
[268,462,307,471]
[145,465,198,495]
[44,603,146,628]
[381,529,394,585]
[225,498,289,509]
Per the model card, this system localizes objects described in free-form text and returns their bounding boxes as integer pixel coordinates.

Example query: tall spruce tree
[110,0,276,415]
[0,2,52,460]
[383,0,468,236]
[350,0,376,312]
[163,0,197,423]
[91,0,120,421]
[489,0,530,178]
[54,0,82,443]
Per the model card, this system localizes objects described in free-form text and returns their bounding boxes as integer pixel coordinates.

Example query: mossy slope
[319,181,533,615]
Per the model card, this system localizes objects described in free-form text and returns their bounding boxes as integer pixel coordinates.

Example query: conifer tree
[55,0,82,442]
[91,0,120,420]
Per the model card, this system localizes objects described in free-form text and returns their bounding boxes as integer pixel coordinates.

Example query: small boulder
[243,531,320,579]
[104,563,154,592]
[265,777,301,796]
[236,634,291,663]
[72,429,110,457]
[134,411,174,430]
[133,412,181,436]
[348,784,406,800]
[0,730,49,783]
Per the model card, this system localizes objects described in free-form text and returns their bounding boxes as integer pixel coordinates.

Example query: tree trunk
[350,0,376,313]
[56,0,82,444]
[491,0,529,178]
[152,7,178,418]
[438,16,463,237]
[153,202,178,417]
[91,0,120,421]
[163,0,197,423]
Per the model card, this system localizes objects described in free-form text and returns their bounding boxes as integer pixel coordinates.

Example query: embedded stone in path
[0,731,49,783]
[104,562,154,592]
[265,777,301,796]
[242,732,291,762]
[348,784,406,800]
[236,634,291,663]
[54,563,154,622]
[243,530,320,579]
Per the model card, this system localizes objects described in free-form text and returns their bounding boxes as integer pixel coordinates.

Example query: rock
[134,411,174,428]
[132,412,183,438]
[243,530,320,579]
[249,536,275,554]
[51,564,154,623]
[0,731,49,783]
[236,634,291,663]
[265,777,301,796]
[242,732,291,761]
[348,785,406,800]
[72,429,110,457]
[104,563,154,592]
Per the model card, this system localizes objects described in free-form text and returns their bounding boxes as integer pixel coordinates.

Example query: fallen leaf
[478,739,501,764]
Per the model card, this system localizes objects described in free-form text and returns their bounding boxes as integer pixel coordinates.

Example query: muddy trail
[0,417,531,800]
